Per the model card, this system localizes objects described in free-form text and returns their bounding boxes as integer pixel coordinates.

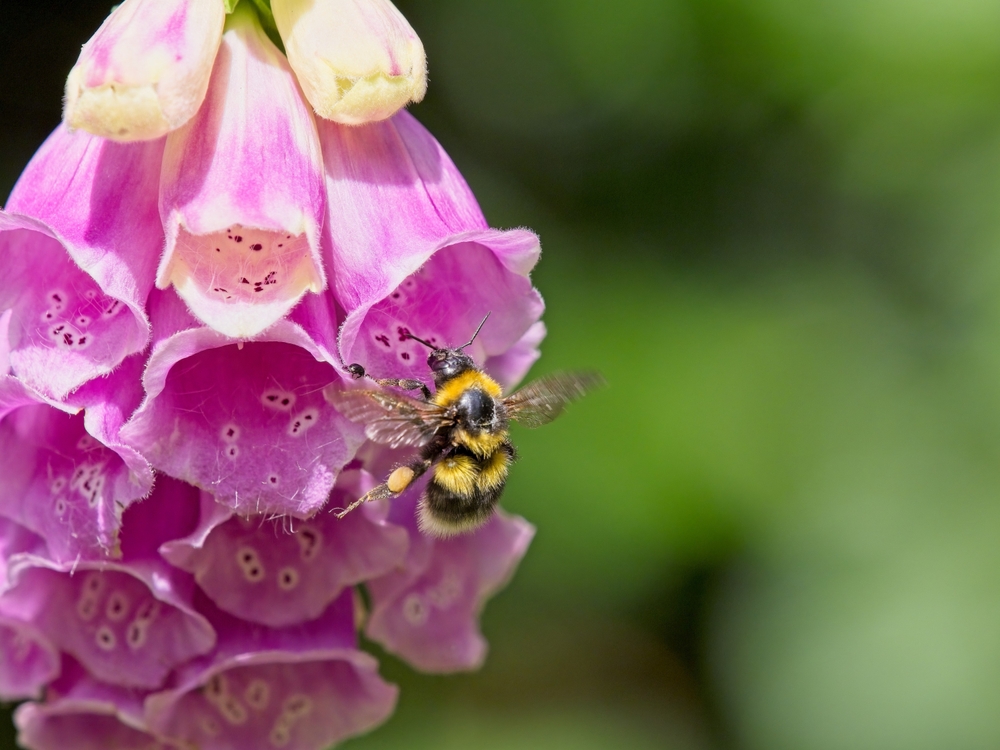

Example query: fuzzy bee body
[326,318,601,536]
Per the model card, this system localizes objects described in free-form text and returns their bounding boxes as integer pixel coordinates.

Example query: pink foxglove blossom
[1,2,545,748]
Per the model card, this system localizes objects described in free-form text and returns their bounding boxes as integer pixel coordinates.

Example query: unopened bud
[64,0,225,141]
[271,0,427,125]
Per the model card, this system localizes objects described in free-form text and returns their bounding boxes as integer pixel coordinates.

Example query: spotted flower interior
[0,1,543,748]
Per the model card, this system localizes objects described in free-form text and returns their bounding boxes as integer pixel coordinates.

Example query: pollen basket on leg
[166,227,321,337]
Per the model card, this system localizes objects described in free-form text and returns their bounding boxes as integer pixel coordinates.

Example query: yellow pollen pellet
[387,466,415,493]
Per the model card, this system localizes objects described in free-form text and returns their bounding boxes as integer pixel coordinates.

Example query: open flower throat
[0,1,540,748]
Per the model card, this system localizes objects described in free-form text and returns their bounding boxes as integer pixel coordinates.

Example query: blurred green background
[5,1,1000,748]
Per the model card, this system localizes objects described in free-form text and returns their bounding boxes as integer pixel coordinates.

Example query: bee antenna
[405,332,436,350]
[459,312,491,350]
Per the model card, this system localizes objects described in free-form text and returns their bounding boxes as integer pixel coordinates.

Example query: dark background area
[5,1,1000,748]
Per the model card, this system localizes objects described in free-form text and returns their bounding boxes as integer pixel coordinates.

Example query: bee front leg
[342,363,432,400]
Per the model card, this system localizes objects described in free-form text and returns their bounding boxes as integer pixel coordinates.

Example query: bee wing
[325,388,447,448]
[504,371,604,428]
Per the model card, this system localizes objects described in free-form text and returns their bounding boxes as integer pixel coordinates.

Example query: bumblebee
[325,315,602,536]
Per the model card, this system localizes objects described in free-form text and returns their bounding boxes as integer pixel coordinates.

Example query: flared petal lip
[144,649,399,737]
[0,614,61,700]
[13,698,167,747]
[336,227,541,363]
[3,553,216,651]
[132,316,341,416]
[365,508,535,673]
[0,210,151,345]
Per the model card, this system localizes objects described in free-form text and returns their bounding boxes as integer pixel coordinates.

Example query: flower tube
[319,112,545,390]
[158,2,326,338]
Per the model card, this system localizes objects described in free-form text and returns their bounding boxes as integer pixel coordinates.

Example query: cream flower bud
[63,0,226,142]
[271,0,427,125]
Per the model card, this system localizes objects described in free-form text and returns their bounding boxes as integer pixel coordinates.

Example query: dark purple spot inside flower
[240,278,249,285]
[281,397,290,406]
[234,236,243,243]
[376,334,390,347]
[402,352,410,360]
[251,243,262,251]
[396,326,411,341]
[215,247,221,252]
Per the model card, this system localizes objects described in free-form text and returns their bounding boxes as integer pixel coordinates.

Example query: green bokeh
[4,0,1000,748]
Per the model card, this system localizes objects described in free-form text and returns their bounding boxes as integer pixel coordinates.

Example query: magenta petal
[146,593,397,750]
[0,519,59,700]
[0,356,153,562]
[366,492,535,672]
[0,616,59,701]
[3,551,215,689]
[319,112,544,380]
[161,472,407,627]
[0,125,163,399]
[157,8,326,338]
[122,295,365,517]
[15,661,167,750]
[15,702,169,750]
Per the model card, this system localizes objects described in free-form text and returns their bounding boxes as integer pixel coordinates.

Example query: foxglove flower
[1,3,548,747]
[64,0,226,141]
[157,2,327,337]
[0,126,163,400]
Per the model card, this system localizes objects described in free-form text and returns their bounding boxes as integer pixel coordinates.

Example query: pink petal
[0,356,153,562]
[0,615,60,701]
[146,592,397,750]
[366,490,535,672]
[14,660,171,750]
[158,6,326,338]
[161,472,407,627]
[3,478,212,689]
[319,112,544,383]
[0,519,59,701]
[121,291,365,518]
[64,0,225,141]
[0,125,163,399]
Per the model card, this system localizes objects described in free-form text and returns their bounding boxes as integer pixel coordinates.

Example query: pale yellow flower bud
[271,0,427,125]
[64,0,225,142]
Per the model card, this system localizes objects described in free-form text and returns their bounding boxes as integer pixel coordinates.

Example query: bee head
[406,313,491,385]
[426,348,476,382]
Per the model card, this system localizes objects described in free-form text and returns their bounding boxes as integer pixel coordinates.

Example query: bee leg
[369,377,432,400]
[341,364,432,399]
[334,458,432,519]
[334,482,395,518]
